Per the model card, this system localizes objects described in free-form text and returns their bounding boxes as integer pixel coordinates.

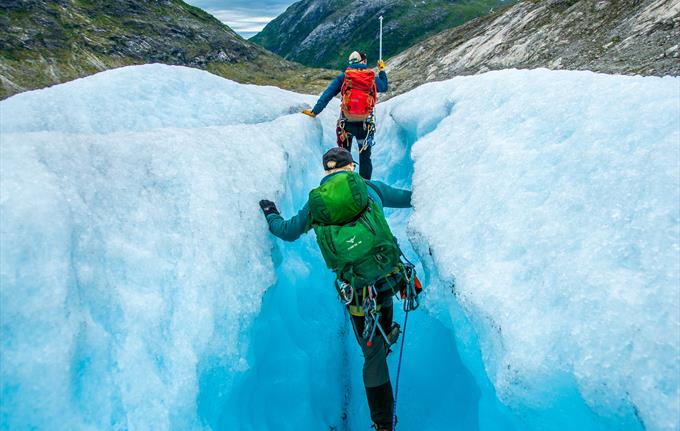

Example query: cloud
[210,10,278,37]
[185,0,295,37]
[188,0,292,11]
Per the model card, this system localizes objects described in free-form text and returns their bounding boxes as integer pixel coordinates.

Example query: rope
[391,308,409,431]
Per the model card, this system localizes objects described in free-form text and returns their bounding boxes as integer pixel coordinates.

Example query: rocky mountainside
[0,0,335,99]
[251,0,514,70]
[387,0,680,95]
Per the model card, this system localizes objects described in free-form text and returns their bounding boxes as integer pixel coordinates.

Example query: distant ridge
[251,0,514,70]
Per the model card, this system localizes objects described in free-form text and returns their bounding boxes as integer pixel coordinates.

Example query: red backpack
[340,68,377,121]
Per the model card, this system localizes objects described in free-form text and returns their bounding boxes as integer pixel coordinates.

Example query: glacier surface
[375,70,680,431]
[1,64,678,431]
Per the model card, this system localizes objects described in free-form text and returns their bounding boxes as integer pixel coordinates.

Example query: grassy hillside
[0,0,335,99]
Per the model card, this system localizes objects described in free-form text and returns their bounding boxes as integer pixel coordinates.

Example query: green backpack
[308,171,402,289]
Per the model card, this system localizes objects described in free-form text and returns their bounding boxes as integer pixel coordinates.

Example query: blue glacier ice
[1,64,678,431]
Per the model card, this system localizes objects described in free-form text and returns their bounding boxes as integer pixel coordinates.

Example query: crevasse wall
[0,64,335,430]
[373,69,679,431]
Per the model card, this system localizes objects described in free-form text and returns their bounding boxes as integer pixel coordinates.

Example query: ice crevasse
[0,64,678,431]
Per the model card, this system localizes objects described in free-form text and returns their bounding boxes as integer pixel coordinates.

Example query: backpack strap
[340,70,350,97]
[365,181,383,204]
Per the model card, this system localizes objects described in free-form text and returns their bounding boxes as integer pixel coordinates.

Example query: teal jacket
[266,172,412,241]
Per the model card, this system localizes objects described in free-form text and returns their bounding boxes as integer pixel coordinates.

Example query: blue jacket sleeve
[375,71,388,93]
[368,181,411,208]
[312,73,345,115]
[266,202,312,242]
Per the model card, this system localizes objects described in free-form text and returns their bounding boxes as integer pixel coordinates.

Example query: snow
[0,64,313,135]
[1,64,679,431]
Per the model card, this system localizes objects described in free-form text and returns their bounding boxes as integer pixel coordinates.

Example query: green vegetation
[0,0,334,99]
[252,0,516,70]
[207,62,335,94]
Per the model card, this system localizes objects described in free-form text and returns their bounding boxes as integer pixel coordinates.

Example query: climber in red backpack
[303,51,388,180]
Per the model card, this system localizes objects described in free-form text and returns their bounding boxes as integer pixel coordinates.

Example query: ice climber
[302,51,388,180]
[259,147,421,431]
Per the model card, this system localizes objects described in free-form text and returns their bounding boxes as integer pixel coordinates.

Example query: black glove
[259,199,280,217]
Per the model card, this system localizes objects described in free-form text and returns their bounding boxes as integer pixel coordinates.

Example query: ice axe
[376,16,385,72]
[379,15,383,61]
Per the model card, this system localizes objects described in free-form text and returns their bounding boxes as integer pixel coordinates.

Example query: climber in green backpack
[258,147,420,431]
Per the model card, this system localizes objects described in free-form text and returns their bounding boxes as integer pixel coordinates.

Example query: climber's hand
[259,199,280,217]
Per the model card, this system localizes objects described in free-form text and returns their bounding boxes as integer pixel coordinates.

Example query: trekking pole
[379,16,383,60]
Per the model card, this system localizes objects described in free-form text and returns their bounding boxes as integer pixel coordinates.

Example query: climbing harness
[336,118,350,149]
[336,115,376,153]
[337,255,419,346]
[359,115,376,153]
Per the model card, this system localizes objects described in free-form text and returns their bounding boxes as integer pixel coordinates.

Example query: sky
[184,0,297,38]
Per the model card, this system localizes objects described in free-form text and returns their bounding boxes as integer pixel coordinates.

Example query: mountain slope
[387,0,680,95]
[0,0,335,99]
[251,0,514,70]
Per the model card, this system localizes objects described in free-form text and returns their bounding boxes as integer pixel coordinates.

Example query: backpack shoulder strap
[365,181,383,204]
[341,68,351,95]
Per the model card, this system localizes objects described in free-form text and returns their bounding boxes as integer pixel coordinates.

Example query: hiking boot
[372,423,392,431]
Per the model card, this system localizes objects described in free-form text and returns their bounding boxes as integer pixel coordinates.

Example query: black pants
[349,303,394,428]
[337,120,373,180]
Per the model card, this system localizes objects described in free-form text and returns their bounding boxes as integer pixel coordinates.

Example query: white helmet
[348,51,366,64]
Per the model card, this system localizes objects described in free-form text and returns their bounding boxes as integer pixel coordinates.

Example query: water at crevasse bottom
[195,113,517,431]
